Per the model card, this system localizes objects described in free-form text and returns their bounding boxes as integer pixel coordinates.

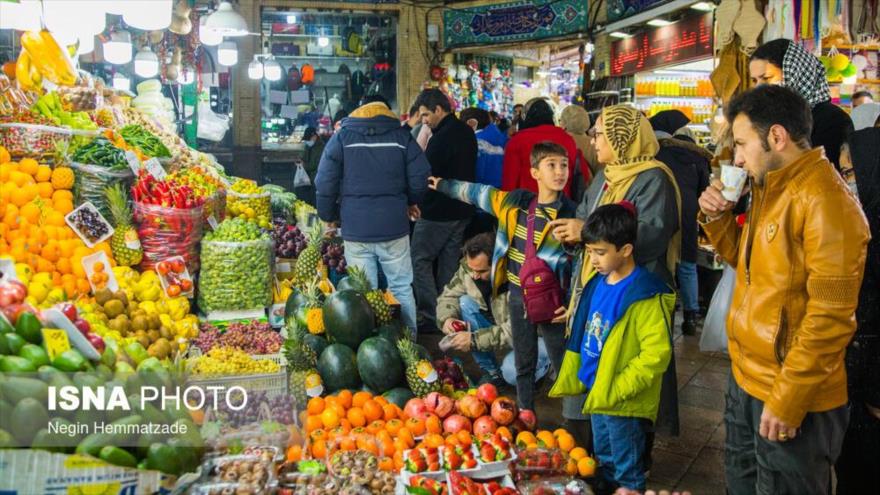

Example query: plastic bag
[203,188,227,225]
[69,161,135,219]
[198,238,273,312]
[226,190,271,224]
[197,100,230,142]
[700,263,736,353]
[294,163,311,188]
[133,201,205,273]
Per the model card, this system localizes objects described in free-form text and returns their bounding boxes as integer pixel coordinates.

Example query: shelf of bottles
[634,74,716,124]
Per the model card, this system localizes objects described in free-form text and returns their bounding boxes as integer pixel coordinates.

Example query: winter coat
[475,123,508,188]
[436,262,512,352]
[302,138,325,183]
[501,124,582,197]
[421,114,478,222]
[315,102,430,242]
[654,137,712,263]
[550,269,675,421]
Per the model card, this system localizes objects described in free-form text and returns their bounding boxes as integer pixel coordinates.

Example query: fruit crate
[187,346,288,367]
[186,351,288,392]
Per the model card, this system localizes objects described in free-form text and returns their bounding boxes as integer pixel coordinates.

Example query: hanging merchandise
[440,55,514,117]
[287,65,303,90]
[301,64,315,85]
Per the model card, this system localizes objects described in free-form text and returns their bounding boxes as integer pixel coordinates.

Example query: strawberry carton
[407,475,449,495]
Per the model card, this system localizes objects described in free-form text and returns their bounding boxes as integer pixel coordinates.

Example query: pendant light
[248,56,264,80]
[104,31,133,65]
[134,46,160,78]
[43,1,107,39]
[206,1,249,37]
[217,41,238,66]
[0,0,41,31]
[263,58,282,82]
[113,73,131,91]
[122,0,173,31]
[199,16,224,47]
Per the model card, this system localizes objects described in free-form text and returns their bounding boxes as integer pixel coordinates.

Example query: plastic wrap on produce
[198,238,273,312]
[204,188,227,225]
[134,201,205,274]
[226,190,270,223]
[0,123,73,158]
[69,161,135,219]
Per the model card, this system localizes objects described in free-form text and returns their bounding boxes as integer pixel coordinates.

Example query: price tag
[417,361,439,384]
[42,328,71,361]
[144,158,167,180]
[125,151,141,174]
[207,215,219,230]
[0,258,18,283]
[276,262,291,272]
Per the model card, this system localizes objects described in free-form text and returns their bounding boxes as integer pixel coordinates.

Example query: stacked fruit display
[198,218,273,313]
[194,320,283,355]
[226,179,271,229]
[272,218,307,259]
[189,347,281,377]
[167,167,226,223]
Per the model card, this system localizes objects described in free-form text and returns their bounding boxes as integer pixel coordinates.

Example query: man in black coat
[411,89,478,332]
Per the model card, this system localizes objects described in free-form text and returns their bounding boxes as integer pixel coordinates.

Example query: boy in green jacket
[549,202,674,493]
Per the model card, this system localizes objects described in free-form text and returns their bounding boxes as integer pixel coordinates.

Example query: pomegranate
[0,280,26,306]
[456,394,488,419]
[424,391,455,418]
[476,383,498,404]
[473,416,498,436]
[404,398,429,420]
[490,397,518,426]
[518,409,537,431]
[443,414,472,434]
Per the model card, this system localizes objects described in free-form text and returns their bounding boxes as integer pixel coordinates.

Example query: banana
[15,51,36,91]
[20,30,77,86]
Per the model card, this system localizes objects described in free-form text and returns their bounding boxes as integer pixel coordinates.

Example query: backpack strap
[525,198,538,260]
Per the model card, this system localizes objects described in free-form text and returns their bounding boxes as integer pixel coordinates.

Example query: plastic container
[68,161,135,219]
[399,447,481,480]
[0,123,71,158]
[40,307,100,360]
[509,448,568,482]
[82,251,119,293]
[155,255,195,298]
[516,477,593,495]
[473,443,517,479]
[188,481,263,494]
[65,201,114,248]
[198,238,273,313]
[133,201,205,274]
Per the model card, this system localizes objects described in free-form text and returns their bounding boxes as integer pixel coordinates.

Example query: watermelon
[284,291,310,328]
[303,334,329,358]
[376,322,406,344]
[323,290,375,349]
[356,337,404,393]
[334,276,357,292]
[383,387,414,409]
[317,344,361,392]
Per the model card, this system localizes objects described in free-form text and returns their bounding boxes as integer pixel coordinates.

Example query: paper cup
[721,165,747,202]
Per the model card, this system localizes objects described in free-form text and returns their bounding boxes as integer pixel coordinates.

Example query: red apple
[58,302,78,322]
[473,416,498,436]
[476,383,498,405]
[442,414,472,434]
[404,398,429,420]
[518,409,537,431]
[490,397,518,426]
[87,333,105,353]
[74,318,91,335]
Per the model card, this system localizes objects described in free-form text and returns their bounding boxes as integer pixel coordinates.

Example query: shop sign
[608,0,670,22]
[610,12,713,75]
[444,0,588,48]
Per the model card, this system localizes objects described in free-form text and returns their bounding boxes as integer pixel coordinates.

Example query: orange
[424,433,444,449]
[53,199,74,215]
[425,413,442,434]
[0,145,10,163]
[557,433,575,452]
[10,170,32,187]
[393,438,409,454]
[373,396,389,406]
[456,430,473,446]
[75,278,90,295]
[352,391,372,409]
[515,431,536,448]
[577,456,597,477]
[307,396,326,415]
[363,400,383,422]
[331,403,346,422]
[19,202,41,224]
[10,188,29,207]
[568,447,588,461]
[382,404,398,421]
[339,435,356,451]
[397,427,416,448]
[336,390,353,410]
[309,428,328,442]
[445,434,460,447]
[385,418,404,436]
[553,428,568,438]
[536,431,557,449]
[566,458,578,476]
[35,165,52,183]
[339,418,352,431]
[286,445,303,463]
[45,211,65,227]
[305,415,323,433]
[321,408,340,429]
[51,189,73,203]
[496,427,513,441]
[380,438,395,457]
[378,457,394,472]
[19,158,38,176]
[346,407,366,428]
[36,182,53,199]
[311,439,328,459]
[393,450,405,470]
[366,420,386,435]
[356,435,379,455]
[405,417,426,436]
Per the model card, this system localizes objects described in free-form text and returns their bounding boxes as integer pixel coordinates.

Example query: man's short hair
[853,90,873,101]
[463,232,494,259]
[725,85,813,150]
[582,204,637,250]
[530,141,568,169]
[459,107,491,130]
[416,89,452,114]
[360,94,390,108]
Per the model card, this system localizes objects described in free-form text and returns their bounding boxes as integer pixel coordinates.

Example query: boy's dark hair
[853,90,873,101]
[416,88,452,114]
[360,94,390,108]
[463,232,494,259]
[725,85,813,151]
[460,107,491,130]
[750,38,789,67]
[582,204,637,250]
[530,141,568,168]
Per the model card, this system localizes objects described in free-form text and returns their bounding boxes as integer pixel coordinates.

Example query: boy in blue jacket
[549,202,674,493]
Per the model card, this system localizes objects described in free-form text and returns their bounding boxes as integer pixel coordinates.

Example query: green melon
[303,333,329,357]
[383,387,414,409]
[284,291,310,328]
[317,344,361,392]
[334,275,357,292]
[356,337,404,393]
[322,290,375,349]
[376,322,406,344]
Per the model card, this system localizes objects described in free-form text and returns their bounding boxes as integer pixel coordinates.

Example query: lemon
[831,54,850,71]
[28,281,50,303]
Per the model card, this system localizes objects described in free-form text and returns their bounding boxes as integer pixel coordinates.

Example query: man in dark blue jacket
[315,100,430,334]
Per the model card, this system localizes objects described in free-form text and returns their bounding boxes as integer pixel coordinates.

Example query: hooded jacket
[315,102,430,242]
[436,262,512,352]
[550,269,675,421]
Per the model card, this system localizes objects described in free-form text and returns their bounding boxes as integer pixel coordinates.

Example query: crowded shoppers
[749,38,853,169]
[501,98,581,197]
[460,107,508,189]
[834,107,880,495]
[411,89,478,332]
[698,85,869,494]
[436,232,510,386]
[429,141,577,411]
[560,104,597,197]
[649,110,712,335]
[314,99,429,335]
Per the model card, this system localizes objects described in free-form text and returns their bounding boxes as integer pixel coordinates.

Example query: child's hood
[585,267,674,318]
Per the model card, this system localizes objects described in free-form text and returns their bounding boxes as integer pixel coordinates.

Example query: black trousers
[834,400,880,494]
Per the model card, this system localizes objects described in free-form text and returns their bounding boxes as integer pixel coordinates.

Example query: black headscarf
[649,110,690,137]
[519,99,555,130]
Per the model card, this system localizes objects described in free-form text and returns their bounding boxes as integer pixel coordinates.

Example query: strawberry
[480,444,497,463]
[443,449,463,470]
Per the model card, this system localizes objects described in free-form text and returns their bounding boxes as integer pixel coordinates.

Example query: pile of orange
[0,148,115,298]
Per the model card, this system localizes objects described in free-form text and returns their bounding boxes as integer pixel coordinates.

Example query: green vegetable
[0,355,37,373]
[120,125,171,158]
[99,446,138,468]
[297,460,327,475]
[52,349,88,372]
[10,397,49,445]
[71,138,129,170]
[15,312,42,344]
[18,344,49,368]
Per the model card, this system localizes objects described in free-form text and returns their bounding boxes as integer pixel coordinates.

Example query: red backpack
[519,199,564,324]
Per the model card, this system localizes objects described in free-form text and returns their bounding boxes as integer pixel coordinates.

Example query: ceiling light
[206,1,249,37]
[123,0,173,31]
[690,2,716,12]
[103,30,133,65]
[134,46,160,78]
[263,58,282,81]
[647,19,673,27]
[248,57,264,79]
[217,41,238,66]
[0,0,41,31]
[609,31,632,39]
[318,36,330,48]
[44,1,107,38]
[287,15,297,24]
[113,73,131,92]
[199,17,224,46]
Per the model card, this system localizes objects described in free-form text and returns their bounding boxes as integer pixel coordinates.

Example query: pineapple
[284,324,319,408]
[105,184,143,266]
[397,337,440,397]
[303,279,325,335]
[346,266,392,325]
[294,223,323,286]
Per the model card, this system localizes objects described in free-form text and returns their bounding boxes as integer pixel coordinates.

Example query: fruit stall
[0,27,597,495]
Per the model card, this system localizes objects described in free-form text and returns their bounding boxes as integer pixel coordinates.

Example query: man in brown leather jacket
[698,85,870,494]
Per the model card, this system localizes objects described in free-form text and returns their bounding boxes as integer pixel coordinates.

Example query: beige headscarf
[560,105,598,174]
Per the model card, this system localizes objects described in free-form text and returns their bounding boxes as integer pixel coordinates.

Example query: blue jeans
[459,295,500,374]
[344,236,417,335]
[592,414,647,491]
[676,261,699,313]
